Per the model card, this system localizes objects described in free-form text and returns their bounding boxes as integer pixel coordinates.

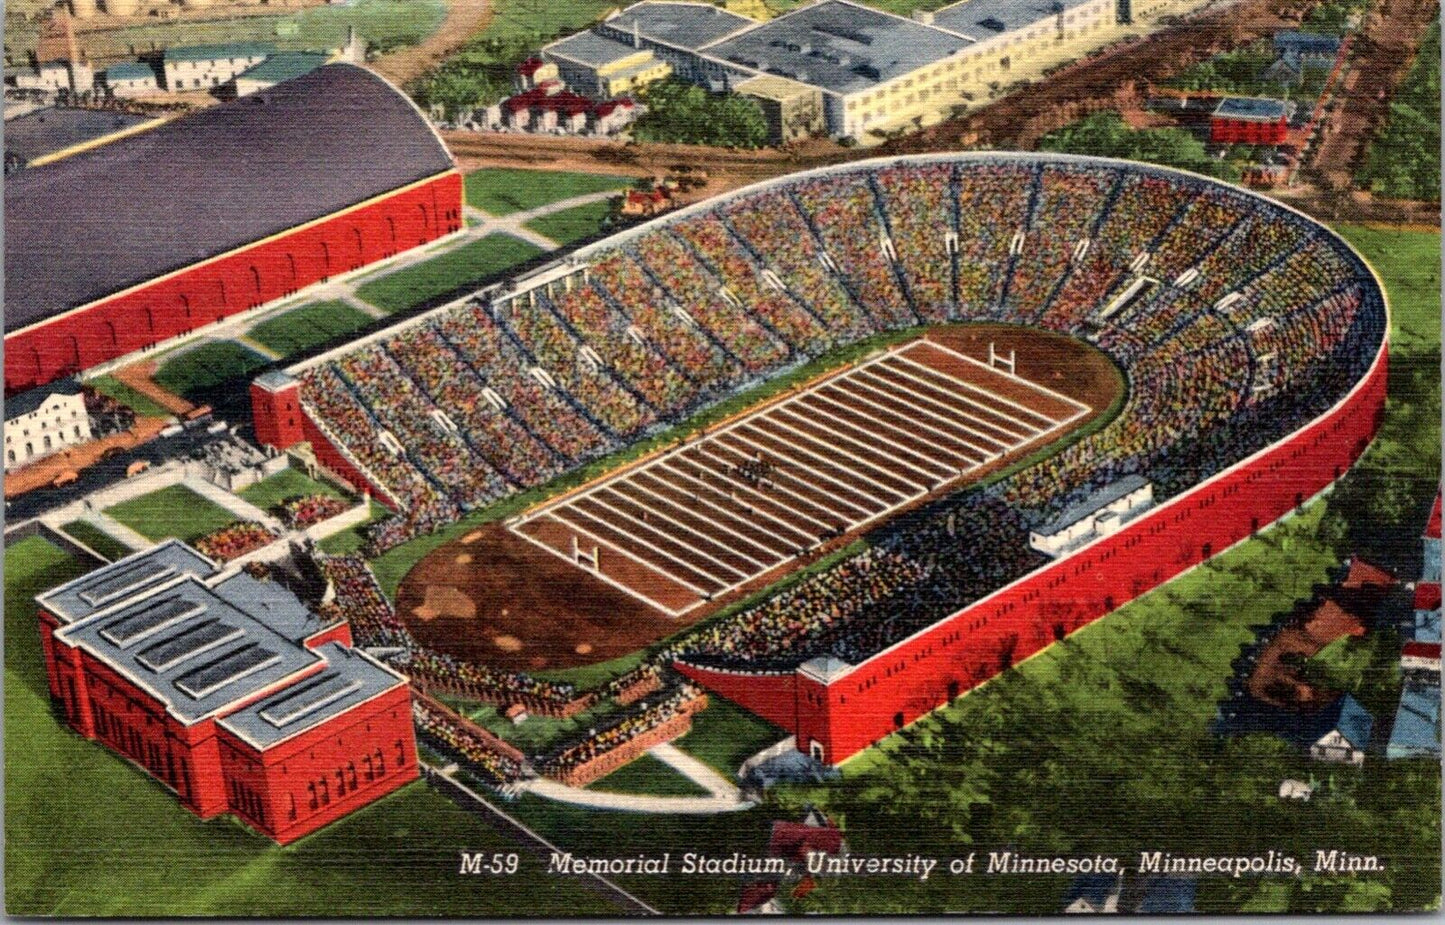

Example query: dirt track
[371,0,491,87]
[395,325,1121,671]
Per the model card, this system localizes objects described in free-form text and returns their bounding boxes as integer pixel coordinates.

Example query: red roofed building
[1402,641,1441,675]
[768,819,844,864]
[1416,582,1441,613]
[1342,557,1396,589]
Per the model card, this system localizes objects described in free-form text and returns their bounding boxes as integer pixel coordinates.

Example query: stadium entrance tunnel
[393,323,1124,672]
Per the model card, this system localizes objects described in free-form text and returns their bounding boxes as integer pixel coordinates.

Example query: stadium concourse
[252,153,1388,767]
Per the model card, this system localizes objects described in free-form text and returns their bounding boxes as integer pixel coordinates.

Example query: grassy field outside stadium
[238,468,347,513]
[464,168,636,215]
[105,484,241,544]
[154,341,270,404]
[59,520,134,562]
[354,233,543,313]
[524,199,617,246]
[86,374,174,419]
[247,300,375,357]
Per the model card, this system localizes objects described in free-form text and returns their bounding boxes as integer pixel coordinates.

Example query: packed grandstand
[296,154,1385,679]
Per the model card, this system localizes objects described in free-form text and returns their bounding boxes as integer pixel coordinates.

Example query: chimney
[632,19,642,47]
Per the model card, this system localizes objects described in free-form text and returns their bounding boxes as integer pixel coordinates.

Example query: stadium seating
[295,155,1384,679]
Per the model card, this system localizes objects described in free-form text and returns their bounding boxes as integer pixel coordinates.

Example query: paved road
[5,419,231,522]
[516,743,752,815]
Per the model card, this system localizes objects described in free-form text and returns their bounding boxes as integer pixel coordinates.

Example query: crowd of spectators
[1001,166,1117,324]
[534,683,706,779]
[194,521,277,561]
[294,158,1383,605]
[412,696,525,785]
[279,494,350,530]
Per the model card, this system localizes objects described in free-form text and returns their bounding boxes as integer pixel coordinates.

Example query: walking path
[515,743,752,815]
[422,762,660,916]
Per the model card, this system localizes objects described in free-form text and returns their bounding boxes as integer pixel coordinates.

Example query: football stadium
[251,153,1388,769]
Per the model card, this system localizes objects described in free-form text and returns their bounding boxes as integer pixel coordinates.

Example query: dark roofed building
[5,63,462,395]
[3,106,153,173]
[1211,95,1292,144]
[702,0,973,97]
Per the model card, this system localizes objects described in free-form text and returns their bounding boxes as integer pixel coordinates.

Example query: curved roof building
[5,63,461,394]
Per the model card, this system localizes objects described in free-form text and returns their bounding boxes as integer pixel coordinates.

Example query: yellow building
[543,30,674,98]
[734,74,824,143]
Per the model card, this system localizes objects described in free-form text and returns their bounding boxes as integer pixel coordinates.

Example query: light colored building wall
[4,390,92,471]
[163,53,268,91]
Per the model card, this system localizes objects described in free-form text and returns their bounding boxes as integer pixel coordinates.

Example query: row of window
[294,742,407,819]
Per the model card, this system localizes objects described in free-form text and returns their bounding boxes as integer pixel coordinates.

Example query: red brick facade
[6,170,463,395]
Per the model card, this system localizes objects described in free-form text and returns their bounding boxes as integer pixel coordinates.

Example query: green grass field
[523,200,617,246]
[238,468,347,513]
[59,521,134,562]
[586,753,711,797]
[354,234,544,314]
[86,375,173,419]
[105,484,240,544]
[464,169,635,216]
[154,341,270,404]
[247,301,375,357]
[673,696,786,779]
[2,539,618,917]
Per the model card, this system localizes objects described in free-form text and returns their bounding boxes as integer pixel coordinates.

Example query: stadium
[251,152,1389,768]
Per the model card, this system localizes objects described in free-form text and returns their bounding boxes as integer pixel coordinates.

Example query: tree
[630,79,770,149]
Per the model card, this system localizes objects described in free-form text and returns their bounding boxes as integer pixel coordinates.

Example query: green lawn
[247,301,374,357]
[238,468,347,513]
[354,234,544,314]
[85,375,173,419]
[3,538,617,917]
[154,341,270,404]
[59,521,133,562]
[464,168,635,216]
[524,199,617,246]
[673,696,786,779]
[585,753,710,797]
[317,501,392,555]
[105,484,241,544]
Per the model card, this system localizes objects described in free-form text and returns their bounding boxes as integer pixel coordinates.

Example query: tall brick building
[36,540,417,844]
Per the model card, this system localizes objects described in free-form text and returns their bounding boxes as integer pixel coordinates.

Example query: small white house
[161,42,272,92]
[4,380,93,471]
[1306,694,1374,767]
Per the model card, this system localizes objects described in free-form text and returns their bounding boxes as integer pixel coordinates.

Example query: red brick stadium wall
[680,340,1389,765]
[5,170,463,394]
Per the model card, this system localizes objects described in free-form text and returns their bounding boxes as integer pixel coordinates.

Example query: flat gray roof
[218,642,403,749]
[37,539,218,625]
[931,0,1094,37]
[546,29,648,68]
[54,574,322,724]
[1037,474,1149,536]
[703,0,972,96]
[5,64,453,333]
[605,1,757,50]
